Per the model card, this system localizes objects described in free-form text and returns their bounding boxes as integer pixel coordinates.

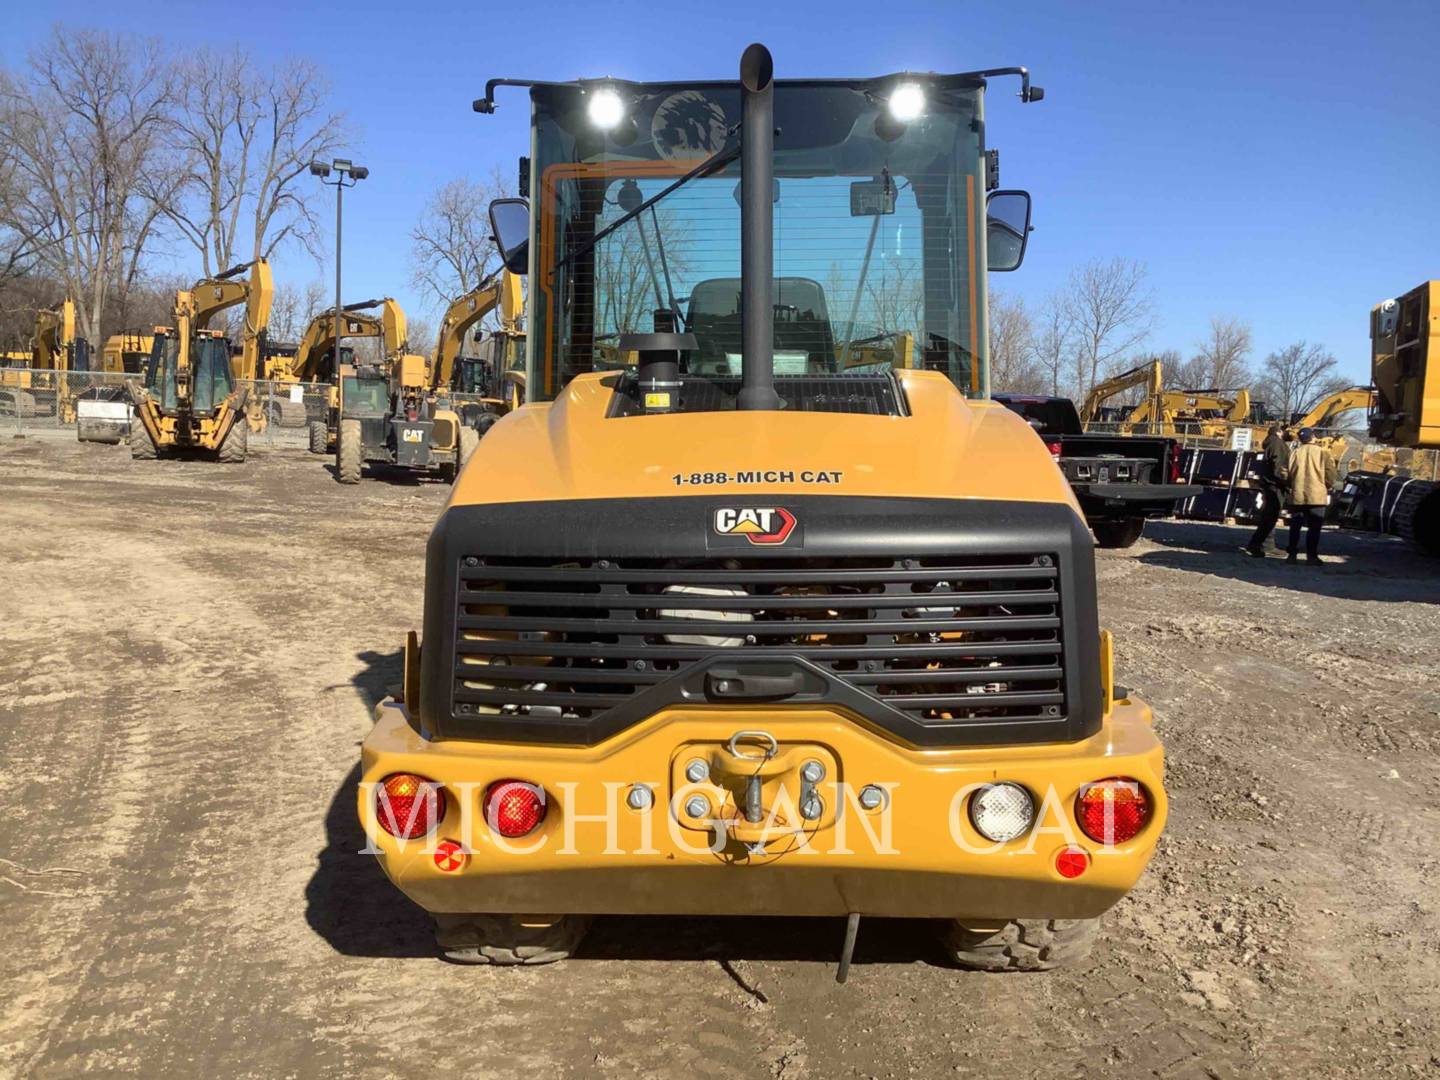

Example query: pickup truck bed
[994,395,1196,548]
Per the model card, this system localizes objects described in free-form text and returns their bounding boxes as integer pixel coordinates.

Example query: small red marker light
[433,839,467,872]
[1055,846,1090,878]
[1045,440,1063,461]
[485,780,547,838]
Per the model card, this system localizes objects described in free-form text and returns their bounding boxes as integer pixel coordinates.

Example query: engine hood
[449,369,1080,513]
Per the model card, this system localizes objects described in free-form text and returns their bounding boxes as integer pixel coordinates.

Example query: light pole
[310,159,368,377]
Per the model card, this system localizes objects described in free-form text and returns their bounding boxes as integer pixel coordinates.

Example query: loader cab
[143,330,235,415]
[490,73,1032,403]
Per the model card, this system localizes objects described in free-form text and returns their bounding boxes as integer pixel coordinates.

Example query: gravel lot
[2,436,1437,1078]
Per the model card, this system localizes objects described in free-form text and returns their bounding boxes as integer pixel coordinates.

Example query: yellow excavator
[1125,386,1253,440]
[129,259,272,463]
[1078,359,1162,426]
[1,300,91,418]
[101,331,155,375]
[1333,283,1440,554]
[429,269,525,433]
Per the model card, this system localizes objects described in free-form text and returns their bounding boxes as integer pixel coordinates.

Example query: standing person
[1244,425,1291,557]
[1283,428,1338,565]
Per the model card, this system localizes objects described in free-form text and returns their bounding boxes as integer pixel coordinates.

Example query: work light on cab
[586,87,625,129]
[970,782,1035,843]
[377,773,444,839]
[888,81,926,121]
[485,780,548,838]
[1076,778,1152,845]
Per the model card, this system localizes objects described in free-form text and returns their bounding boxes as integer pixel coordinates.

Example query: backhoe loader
[1333,283,1440,554]
[358,45,1167,974]
[129,259,272,463]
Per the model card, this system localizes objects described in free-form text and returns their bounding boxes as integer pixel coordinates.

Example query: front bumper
[357,698,1166,920]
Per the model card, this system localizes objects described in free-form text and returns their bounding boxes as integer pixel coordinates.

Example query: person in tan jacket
[1283,428,1338,564]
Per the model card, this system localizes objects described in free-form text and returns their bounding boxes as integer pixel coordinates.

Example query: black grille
[451,553,1066,731]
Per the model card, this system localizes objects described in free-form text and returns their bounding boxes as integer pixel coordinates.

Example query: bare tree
[268,279,327,342]
[988,290,1045,393]
[1171,315,1252,390]
[1062,258,1152,402]
[1253,341,1348,420]
[0,28,175,342]
[1031,296,1071,397]
[410,171,512,309]
[161,48,343,275]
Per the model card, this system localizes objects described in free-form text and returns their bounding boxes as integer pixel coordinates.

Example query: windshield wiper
[553,138,740,273]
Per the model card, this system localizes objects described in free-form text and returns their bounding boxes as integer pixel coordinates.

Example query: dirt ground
[2,435,1438,1079]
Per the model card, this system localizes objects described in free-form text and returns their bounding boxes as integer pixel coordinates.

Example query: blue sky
[7,0,1436,382]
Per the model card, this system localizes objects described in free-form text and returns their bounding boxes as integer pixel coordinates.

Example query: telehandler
[332,331,477,484]
[358,45,1167,973]
[282,298,408,454]
[129,260,272,462]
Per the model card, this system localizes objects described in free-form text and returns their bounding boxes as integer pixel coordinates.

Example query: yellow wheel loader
[358,46,1166,974]
[129,260,272,462]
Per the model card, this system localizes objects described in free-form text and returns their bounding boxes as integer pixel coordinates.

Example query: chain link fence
[0,369,333,450]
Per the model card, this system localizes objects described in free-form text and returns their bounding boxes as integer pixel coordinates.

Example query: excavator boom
[1079,359,1162,424]
[429,270,522,391]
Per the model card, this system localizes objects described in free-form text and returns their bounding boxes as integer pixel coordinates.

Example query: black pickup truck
[994,393,1196,548]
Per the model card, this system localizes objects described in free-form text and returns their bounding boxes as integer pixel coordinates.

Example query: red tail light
[485,780,547,838]
[1076,777,1151,845]
[1045,440,1063,461]
[377,773,444,839]
[406,408,419,422]
[1168,442,1183,484]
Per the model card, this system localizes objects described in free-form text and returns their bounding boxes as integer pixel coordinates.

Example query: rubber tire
[275,398,308,427]
[217,416,247,463]
[130,413,157,460]
[942,917,1099,972]
[458,424,479,467]
[308,420,328,454]
[434,914,591,966]
[1091,517,1145,549]
[336,417,362,484]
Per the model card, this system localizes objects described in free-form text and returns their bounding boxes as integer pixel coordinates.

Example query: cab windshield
[530,79,988,399]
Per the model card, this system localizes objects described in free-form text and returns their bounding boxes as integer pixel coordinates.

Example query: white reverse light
[970,782,1035,843]
[587,87,626,130]
[888,82,926,122]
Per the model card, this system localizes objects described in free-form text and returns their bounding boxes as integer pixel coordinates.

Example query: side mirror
[986,190,1032,272]
[488,198,530,275]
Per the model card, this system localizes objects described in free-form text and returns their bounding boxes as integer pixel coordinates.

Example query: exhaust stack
[737,43,780,411]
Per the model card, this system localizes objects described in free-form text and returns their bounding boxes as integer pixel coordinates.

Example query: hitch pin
[744,774,763,823]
